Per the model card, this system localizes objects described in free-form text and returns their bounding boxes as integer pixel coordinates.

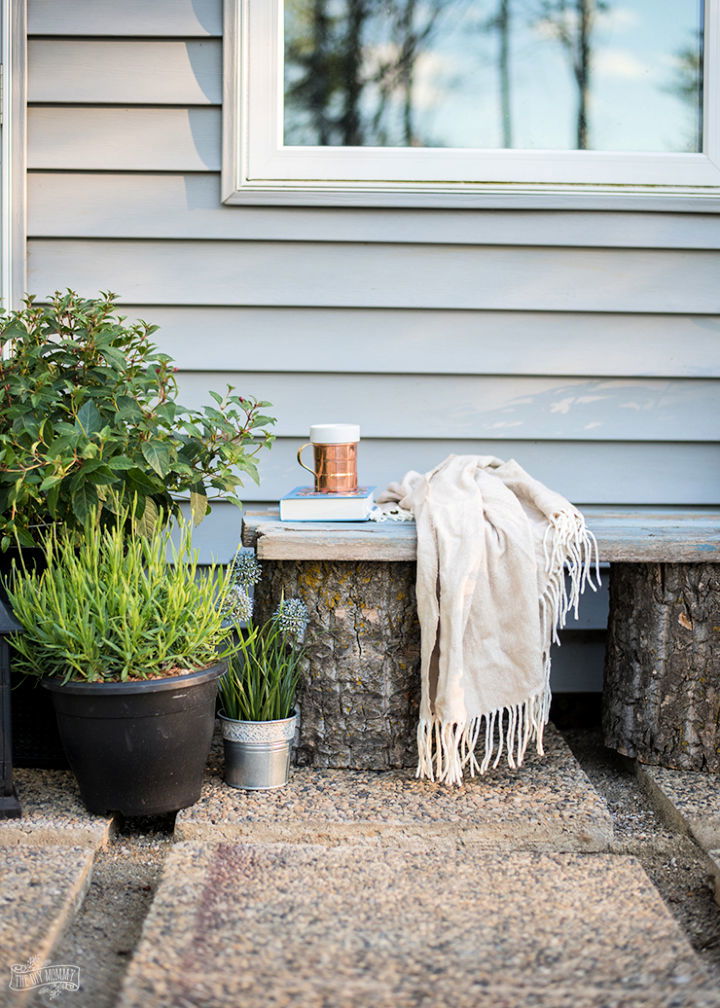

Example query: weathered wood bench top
[243,506,720,563]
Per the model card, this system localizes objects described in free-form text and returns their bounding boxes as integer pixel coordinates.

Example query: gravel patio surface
[13,728,720,1007]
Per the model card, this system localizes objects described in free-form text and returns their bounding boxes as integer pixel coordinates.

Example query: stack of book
[279,486,376,522]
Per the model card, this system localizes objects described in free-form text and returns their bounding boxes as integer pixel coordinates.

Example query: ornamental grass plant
[4,504,235,684]
[218,554,308,722]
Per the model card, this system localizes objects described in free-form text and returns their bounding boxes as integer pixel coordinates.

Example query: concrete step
[638,765,720,853]
[118,842,720,1008]
[0,769,115,850]
[176,725,613,851]
[0,845,94,1008]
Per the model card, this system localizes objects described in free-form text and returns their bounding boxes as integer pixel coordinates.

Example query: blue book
[279,486,376,522]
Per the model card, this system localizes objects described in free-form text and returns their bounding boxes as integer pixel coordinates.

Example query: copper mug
[297,424,360,494]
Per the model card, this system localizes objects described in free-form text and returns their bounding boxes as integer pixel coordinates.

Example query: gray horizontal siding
[28,0,222,36]
[139,306,720,378]
[235,440,720,506]
[28,173,720,250]
[29,41,222,105]
[28,108,221,170]
[27,239,720,313]
[174,372,719,443]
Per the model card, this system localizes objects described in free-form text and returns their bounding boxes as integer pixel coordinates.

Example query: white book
[279,486,376,522]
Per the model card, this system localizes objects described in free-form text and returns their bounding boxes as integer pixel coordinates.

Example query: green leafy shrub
[0,290,275,549]
[4,505,235,683]
[218,556,308,721]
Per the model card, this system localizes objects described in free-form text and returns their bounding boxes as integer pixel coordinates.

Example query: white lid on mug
[309,423,360,444]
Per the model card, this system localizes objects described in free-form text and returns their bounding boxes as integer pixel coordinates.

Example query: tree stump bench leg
[603,563,720,771]
[254,560,420,770]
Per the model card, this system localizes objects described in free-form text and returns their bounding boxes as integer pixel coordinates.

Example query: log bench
[242,507,720,773]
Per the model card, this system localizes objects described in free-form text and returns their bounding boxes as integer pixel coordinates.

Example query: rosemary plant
[218,554,308,722]
[4,505,235,683]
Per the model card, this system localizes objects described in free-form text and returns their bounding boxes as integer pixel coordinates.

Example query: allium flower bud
[229,550,262,588]
[273,596,308,646]
[223,584,253,624]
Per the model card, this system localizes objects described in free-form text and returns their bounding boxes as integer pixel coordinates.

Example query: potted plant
[218,554,308,790]
[0,289,274,765]
[3,504,236,816]
[0,290,274,550]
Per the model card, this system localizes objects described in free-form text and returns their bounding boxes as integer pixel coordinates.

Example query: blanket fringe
[417,508,600,785]
[416,693,547,786]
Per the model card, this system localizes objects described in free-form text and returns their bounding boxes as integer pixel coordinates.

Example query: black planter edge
[41,660,226,696]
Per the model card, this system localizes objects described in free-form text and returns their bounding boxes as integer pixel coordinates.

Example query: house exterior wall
[24,0,720,689]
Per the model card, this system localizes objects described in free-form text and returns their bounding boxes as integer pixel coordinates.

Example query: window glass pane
[283,0,703,152]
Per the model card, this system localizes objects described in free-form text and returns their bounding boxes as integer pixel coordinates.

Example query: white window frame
[223,0,720,209]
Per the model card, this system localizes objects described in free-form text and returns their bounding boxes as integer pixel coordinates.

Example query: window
[223,0,720,206]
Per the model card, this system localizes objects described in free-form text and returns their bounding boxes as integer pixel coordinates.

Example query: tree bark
[603,563,720,771]
[255,559,420,770]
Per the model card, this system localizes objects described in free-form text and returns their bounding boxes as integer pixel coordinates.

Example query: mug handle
[296,442,317,479]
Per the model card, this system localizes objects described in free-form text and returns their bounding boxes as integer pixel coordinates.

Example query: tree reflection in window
[283,0,703,153]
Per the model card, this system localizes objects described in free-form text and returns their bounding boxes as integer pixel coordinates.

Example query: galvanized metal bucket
[219,711,297,790]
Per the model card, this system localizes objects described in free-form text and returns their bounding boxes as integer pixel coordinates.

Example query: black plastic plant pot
[42,662,225,817]
[1,547,68,768]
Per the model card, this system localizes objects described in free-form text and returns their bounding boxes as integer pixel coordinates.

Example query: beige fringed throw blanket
[375,455,599,785]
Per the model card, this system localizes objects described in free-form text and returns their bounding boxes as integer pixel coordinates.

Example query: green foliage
[4,505,236,683]
[218,556,309,721]
[218,617,306,722]
[0,290,275,550]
